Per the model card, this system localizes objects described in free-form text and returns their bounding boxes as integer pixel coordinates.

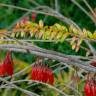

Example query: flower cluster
[0,51,13,77]
[84,79,96,96]
[31,63,54,85]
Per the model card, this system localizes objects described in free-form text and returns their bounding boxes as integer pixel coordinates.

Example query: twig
[29,0,40,6]
[55,0,59,12]
[70,0,96,24]
[0,77,40,96]
[85,40,96,57]
[82,0,96,20]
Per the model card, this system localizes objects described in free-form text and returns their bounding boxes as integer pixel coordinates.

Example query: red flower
[84,80,96,96]
[0,51,14,77]
[31,63,54,85]
[84,80,91,96]
[3,51,14,76]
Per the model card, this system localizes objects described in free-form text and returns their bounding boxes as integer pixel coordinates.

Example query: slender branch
[0,77,40,96]
[85,40,96,57]
[82,0,96,19]
[55,0,59,12]
[70,0,96,24]
[29,0,40,6]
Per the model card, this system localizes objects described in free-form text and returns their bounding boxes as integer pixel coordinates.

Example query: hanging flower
[84,80,91,96]
[0,51,14,77]
[3,51,14,76]
[84,80,96,96]
[31,63,54,85]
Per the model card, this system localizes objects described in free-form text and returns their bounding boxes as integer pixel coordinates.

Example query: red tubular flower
[84,80,91,96]
[91,80,96,96]
[91,85,96,96]
[31,63,54,85]
[84,80,96,96]
[3,51,14,76]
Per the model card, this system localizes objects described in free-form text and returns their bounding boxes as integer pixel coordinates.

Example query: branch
[70,0,96,24]
[0,77,40,96]
[0,44,95,72]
